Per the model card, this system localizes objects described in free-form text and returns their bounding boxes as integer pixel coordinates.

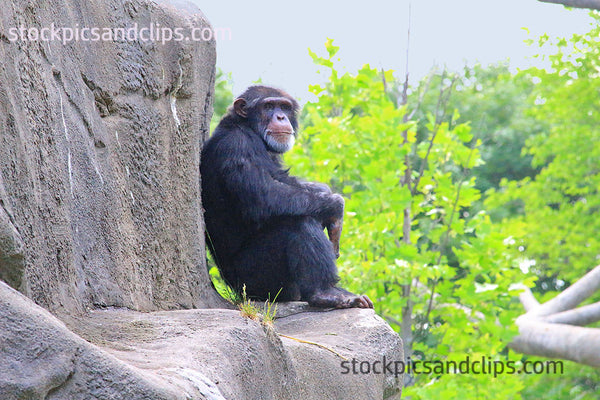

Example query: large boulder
[0,281,215,400]
[0,281,402,399]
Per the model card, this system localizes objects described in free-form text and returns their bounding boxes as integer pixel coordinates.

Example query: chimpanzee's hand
[320,194,344,257]
[326,193,344,220]
[326,217,343,258]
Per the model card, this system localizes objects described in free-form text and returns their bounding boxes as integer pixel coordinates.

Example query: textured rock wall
[0,0,223,314]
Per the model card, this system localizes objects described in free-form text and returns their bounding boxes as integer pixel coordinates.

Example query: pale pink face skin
[261,96,296,153]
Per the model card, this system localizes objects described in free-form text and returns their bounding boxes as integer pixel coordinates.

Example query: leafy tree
[487,18,600,283]
[410,63,544,194]
[288,39,526,399]
[484,16,600,399]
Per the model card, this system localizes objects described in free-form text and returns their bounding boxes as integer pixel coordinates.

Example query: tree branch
[539,0,600,10]
[517,285,540,312]
[412,72,457,195]
[425,143,476,323]
[399,5,415,365]
[511,319,600,367]
[543,301,600,326]
[407,71,433,121]
[527,265,600,317]
[511,266,600,366]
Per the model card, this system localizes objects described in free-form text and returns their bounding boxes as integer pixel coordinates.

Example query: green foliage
[484,17,600,400]
[210,69,234,132]
[237,284,280,328]
[238,284,261,320]
[261,288,281,326]
[288,40,527,399]
[520,360,599,400]
[209,255,242,304]
[487,15,600,285]
[411,63,545,194]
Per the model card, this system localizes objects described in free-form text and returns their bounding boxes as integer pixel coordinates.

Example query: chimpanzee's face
[256,97,296,153]
[232,88,299,154]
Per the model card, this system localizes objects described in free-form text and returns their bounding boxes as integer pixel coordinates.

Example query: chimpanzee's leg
[285,217,339,294]
[230,217,372,308]
[284,217,373,309]
[228,223,296,301]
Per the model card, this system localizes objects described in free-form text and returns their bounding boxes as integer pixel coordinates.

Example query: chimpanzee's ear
[233,98,248,118]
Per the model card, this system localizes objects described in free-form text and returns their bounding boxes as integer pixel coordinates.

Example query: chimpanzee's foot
[307,287,374,309]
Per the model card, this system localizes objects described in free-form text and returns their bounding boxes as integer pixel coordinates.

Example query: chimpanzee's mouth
[268,130,293,136]
[268,131,293,142]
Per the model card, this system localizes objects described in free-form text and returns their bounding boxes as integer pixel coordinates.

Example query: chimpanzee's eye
[281,103,292,111]
[264,103,274,111]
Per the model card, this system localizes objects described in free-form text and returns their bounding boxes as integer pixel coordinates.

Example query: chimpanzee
[201,85,373,309]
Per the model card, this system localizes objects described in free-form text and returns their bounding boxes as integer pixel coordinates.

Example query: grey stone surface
[1,281,402,399]
[63,297,403,400]
[276,308,403,400]
[0,281,220,400]
[0,195,24,289]
[0,0,223,314]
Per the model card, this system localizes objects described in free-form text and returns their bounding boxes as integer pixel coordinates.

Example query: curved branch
[510,266,600,366]
[517,285,540,312]
[527,265,600,317]
[539,0,600,10]
[511,318,600,368]
[543,302,600,326]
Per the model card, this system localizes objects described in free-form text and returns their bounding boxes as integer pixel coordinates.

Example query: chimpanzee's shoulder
[206,124,252,153]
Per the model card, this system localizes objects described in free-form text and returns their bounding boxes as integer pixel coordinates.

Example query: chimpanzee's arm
[219,138,342,225]
[274,172,343,257]
[274,169,334,198]
[298,180,333,196]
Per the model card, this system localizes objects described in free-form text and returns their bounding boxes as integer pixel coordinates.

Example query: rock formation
[0,0,403,398]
